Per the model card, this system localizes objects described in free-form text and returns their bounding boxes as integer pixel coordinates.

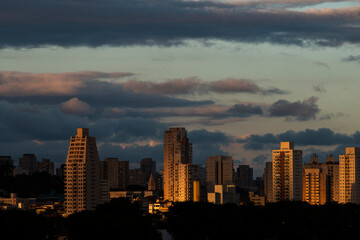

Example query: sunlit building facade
[272,142,302,202]
[163,127,195,202]
[65,128,101,215]
[339,147,360,204]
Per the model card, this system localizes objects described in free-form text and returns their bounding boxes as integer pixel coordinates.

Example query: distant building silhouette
[19,154,38,175]
[39,158,54,175]
[264,162,273,203]
[0,156,14,177]
[236,165,253,187]
[206,155,234,193]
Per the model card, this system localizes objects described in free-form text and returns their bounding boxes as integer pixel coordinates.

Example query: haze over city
[1,0,360,177]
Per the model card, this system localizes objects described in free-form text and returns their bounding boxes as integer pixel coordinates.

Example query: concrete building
[64,128,101,215]
[302,167,327,205]
[319,154,339,203]
[264,162,273,203]
[0,193,31,210]
[272,142,302,202]
[148,174,156,191]
[249,192,265,206]
[163,127,195,202]
[39,158,54,175]
[0,156,14,177]
[208,185,237,205]
[339,147,360,204]
[118,161,129,190]
[236,165,253,187]
[19,154,38,175]
[141,158,156,185]
[102,158,120,190]
[301,154,339,205]
[206,155,234,193]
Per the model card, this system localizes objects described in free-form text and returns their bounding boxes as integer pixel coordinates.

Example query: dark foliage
[166,201,360,240]
[65,198,161,240]
[0,209,60,240]
[0,172,64,197]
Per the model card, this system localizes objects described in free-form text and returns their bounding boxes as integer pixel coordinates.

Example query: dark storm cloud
[0,71,213,108]
[188,129,234,164]
[268,96,319,120]
[241,128,360,150]
[0,100,169,144]
[227,104,264,117]
[1,0,360,48]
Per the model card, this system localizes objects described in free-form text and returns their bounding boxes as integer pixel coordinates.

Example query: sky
[1,0,360,176]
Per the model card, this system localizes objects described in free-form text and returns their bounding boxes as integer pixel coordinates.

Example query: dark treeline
[167,201,360,240]
[2,200,360,240]
[0,198,161,240]
[0,172,64,197]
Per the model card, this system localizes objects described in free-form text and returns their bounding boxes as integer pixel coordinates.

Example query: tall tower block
[65,128,101,215]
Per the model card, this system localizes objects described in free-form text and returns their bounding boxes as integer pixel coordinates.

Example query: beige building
[163,127,196,202]
[249,192,265,206]
[65,128,101,215]
[207,185,237,205]
[272,142,302,202]
[206,155,234,193]
[339,147,360,204]
[302,167,326,205]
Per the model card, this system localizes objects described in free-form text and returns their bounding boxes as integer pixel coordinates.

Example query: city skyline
[1,0,360,177]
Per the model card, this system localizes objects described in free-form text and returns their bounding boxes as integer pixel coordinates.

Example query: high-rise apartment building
[118,161,129,190]
[163,127,195,202]
[264,162,273,203]
[0,156,13,177]
[206,155,234,193]
[65,128,101,215]
[39,158,54,175]
[272,142,302,202]
[339,147,360,204]
[19,154,38,175]
[102,158,120,190]
[236,165,253,187]
[141,158,156,184]
[320,154,339,203]
[302,165,327,205]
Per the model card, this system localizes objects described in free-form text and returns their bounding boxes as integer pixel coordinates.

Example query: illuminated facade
[339,147,360,204]
[65,128,101,215]
[163,127,195,202]
[272,142,302,202]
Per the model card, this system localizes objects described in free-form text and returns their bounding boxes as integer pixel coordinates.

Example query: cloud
[188,129,235,164]
[121,78,289,96]
[122,77,204,95]
[342,55,360,63]
[227,103,264,116]
[60,97,94,115]
[313,83,326,92]
[1,0,360,48]
[241,127,360,150]
[314,61,331,69]
[268,96,320,120]
[0,71,133,96]
[0,71,212,109]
